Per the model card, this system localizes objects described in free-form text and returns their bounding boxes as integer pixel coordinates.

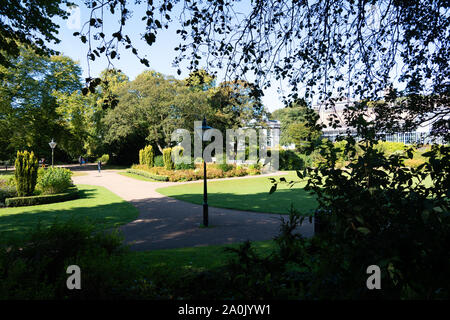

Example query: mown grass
[156,171,317,215]
[0,184,139,243]
[127,240,276,285]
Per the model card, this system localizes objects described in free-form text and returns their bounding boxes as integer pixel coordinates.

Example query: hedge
[5,187,80,207]
[126,169,169,181]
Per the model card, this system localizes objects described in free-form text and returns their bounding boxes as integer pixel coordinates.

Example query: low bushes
[154,155,164,167]
[0,177,16,204]
[0,220,159,299]
[131,162,259,182]
[37,167,73,194]
[279,150,305,170]
[126,169,169,181]
[5,187,79,207]
[174,157,196,170]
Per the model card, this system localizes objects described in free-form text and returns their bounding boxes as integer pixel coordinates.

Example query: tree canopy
[70,0,447,141]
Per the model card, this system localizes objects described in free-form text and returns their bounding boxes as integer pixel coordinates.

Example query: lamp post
[197,117,212,227]
[49,139,57,168]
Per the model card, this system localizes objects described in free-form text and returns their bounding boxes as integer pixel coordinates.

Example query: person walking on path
[79,156,82,166]
[97,160,102,174]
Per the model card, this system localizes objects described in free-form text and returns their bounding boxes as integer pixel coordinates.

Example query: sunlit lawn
[0,184,139,243]
[0,171,13,179]
[156,171,317,215]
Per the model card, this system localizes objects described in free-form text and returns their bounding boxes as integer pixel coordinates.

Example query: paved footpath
[73,170,314,251]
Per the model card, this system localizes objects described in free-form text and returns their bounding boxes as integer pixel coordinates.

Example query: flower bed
[131,163,260,182]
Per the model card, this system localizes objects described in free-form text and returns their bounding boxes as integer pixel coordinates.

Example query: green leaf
[356,227,370,235]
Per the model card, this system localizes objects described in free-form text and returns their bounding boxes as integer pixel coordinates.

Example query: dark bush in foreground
[0,221,161,299]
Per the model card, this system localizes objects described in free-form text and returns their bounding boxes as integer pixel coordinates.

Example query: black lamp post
[197,117,212,227]
[49,139,57,168]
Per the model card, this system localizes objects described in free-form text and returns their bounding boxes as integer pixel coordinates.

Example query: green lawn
[0,171,13,179]
[0,184,139,243]
[130,240,275,273]
[156,171,317,215]
[127,240,275,285]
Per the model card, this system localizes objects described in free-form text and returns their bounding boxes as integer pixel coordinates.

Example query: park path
[72,169,314,251]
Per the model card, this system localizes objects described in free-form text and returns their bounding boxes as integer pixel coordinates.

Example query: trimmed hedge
[5,187,80,207]
[126,169,169,181]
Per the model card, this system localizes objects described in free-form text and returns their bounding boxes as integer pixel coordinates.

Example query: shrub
[224,167,247,177]
[216,163,234,172]
[14,150,39,197]
[163,148,173,170]
[0,220,159,299]
[139,145,154,167]
[375,141,406,155]
[97,154,109,164]
[269,139,450,299]
[126,169,169,181]
[0,178,17,204]
[37,167,73,195]
[175,157,195,170]
[168,170,202,182]
[154,155,164,167]
[5,187,79,207]
[279,150,305,170]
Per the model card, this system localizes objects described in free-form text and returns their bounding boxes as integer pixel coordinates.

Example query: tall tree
[74,0,448,142]
[0,45,83,161]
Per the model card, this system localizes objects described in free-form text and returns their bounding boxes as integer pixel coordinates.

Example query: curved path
[73,170,314,251]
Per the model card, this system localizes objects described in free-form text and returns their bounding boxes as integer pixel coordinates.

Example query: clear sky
[51,3,287,112]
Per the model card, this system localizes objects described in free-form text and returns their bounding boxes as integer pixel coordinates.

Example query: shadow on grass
[119,191,315,251]
[159,188,318,215]
[77,187,97,200]
[0,187,139,244]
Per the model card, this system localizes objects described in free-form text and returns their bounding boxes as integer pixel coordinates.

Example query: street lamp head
[196,116,212,141]
[49,139,57,149]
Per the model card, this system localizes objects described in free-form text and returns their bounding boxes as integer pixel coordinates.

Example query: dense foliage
[0,221,147,299]
[14,151,39,197]
[163,148,174,170]
[139,145,154,168]
[0,177,16,205]
[37,167,73,195]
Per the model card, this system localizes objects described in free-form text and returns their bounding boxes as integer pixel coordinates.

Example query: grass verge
[156,171,317,215]
[0,184,139,243]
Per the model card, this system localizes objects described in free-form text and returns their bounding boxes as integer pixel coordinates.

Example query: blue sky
[51,2,286,112]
